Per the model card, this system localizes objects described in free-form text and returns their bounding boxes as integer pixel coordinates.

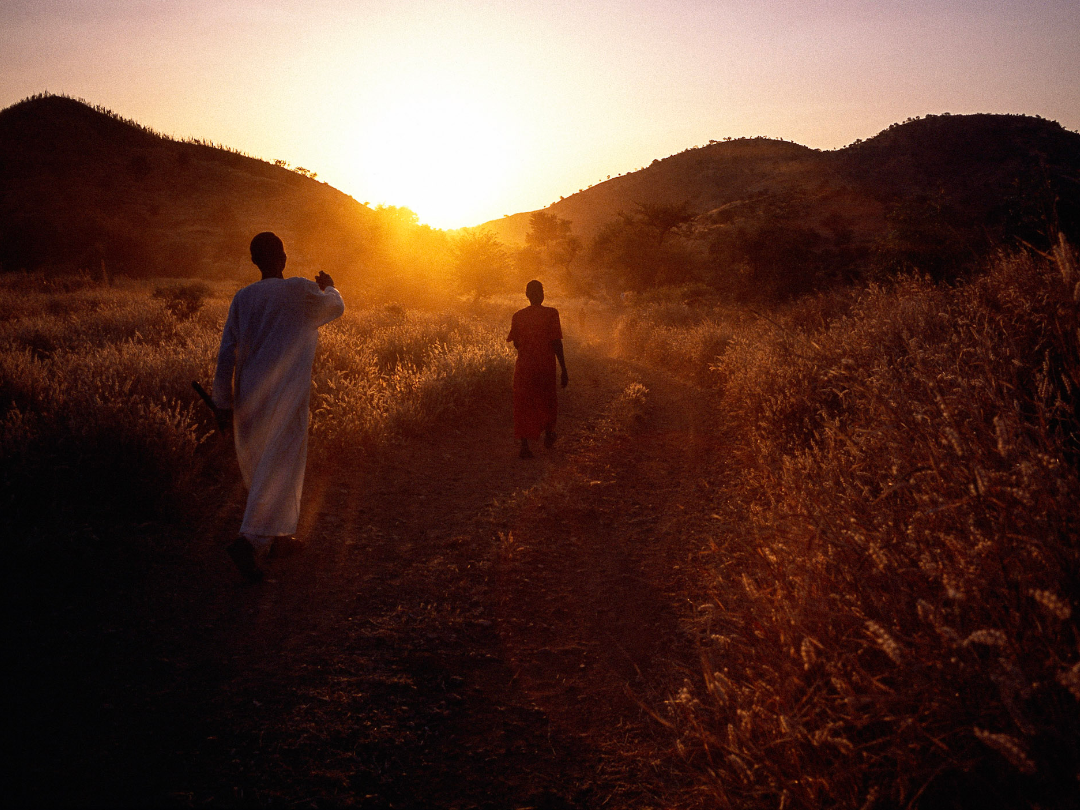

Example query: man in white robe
[213,232,344,582]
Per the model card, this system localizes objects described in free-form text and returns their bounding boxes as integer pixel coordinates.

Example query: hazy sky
[2,0,1078,228]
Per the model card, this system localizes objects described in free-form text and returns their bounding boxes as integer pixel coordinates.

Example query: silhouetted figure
[212,232,344,582]
[508,280,568,459]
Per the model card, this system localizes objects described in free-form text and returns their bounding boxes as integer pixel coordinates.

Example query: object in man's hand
[192,380,232,432]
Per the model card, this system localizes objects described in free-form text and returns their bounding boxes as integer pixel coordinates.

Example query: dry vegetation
[3,239,1078,808]
[609,239,1079,808]
[309,305,514,453]
[0,275,513,535]
[607,288,743,385]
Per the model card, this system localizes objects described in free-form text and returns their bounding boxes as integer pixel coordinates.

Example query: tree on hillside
[364,205,455,303]
[873,194,978,280]
[635,201,695,247]
[525,211,571,253]
[587,207,699,292]
[513,244,543,286]
[523,211,585,291]
[551,234,582,275]
[375,204,420,231]
[453,230,512,299]
[707,220,823,302]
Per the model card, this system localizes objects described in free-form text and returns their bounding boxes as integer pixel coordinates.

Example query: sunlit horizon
[2,1,1078,230]
[343,79,524,230]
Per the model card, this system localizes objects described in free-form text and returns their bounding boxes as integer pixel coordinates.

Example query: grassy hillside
[482,138,846,245]
[485,114,1079,246]
[480,114,1080,299]
[4,96,1077,304]
[0,95,452,302]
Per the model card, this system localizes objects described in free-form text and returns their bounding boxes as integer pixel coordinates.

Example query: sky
[2,0,1078,229]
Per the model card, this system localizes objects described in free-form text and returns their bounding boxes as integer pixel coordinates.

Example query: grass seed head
[1029,589,1072,620]
[1057,663,1080,702]
[964,629,1008,648]
[866,621,904,664]
[973,727,1036,774]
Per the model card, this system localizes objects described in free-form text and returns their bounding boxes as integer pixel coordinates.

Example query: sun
[356,91,518,229]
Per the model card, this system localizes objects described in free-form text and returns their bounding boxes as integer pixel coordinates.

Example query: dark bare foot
[544,431,557,449]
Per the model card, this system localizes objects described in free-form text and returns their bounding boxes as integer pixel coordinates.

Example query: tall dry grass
[0,277,513,535]
[309,305,514,452]
[605,291,742,383]
[655,239,1079,808]
[0,277,226,527]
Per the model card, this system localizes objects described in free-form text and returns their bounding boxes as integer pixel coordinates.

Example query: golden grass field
[3,241,1078,808]
[0,276,516,525]
[613,238,1080,807]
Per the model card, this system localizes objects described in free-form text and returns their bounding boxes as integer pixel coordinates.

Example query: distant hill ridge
[479,112,1080,250]
[2,95,1078,300]
[0,94,394,283]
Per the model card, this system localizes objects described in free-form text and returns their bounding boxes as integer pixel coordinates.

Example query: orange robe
[507,304,563,440]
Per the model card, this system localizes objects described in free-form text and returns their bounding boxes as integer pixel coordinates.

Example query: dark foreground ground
[7,344,729,808]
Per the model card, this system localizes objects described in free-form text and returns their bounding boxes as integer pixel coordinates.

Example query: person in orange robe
[507,280,569,458]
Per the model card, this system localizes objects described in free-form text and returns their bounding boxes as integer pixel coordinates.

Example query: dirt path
[14,336,729,809]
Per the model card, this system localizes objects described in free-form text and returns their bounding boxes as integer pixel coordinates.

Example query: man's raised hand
[315,271,334,291]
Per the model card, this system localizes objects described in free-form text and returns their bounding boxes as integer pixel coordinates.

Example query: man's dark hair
[526,280,544,303]
[250,232,285,270]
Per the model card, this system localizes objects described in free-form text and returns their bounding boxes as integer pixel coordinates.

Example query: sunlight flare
[357,90,518,229]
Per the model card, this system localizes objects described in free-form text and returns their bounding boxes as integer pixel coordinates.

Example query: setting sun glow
[2,0,1078,229]
[356,89,518,230]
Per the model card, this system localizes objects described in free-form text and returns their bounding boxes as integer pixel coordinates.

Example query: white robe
[213,277,344,538]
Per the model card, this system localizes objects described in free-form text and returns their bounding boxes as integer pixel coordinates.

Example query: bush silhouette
[152,282,210,319]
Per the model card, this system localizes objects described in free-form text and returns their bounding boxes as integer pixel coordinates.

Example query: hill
[3,96,1077,302]
[484,138,842,243]
[478,113,1080,296]
[0,95,449,299]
